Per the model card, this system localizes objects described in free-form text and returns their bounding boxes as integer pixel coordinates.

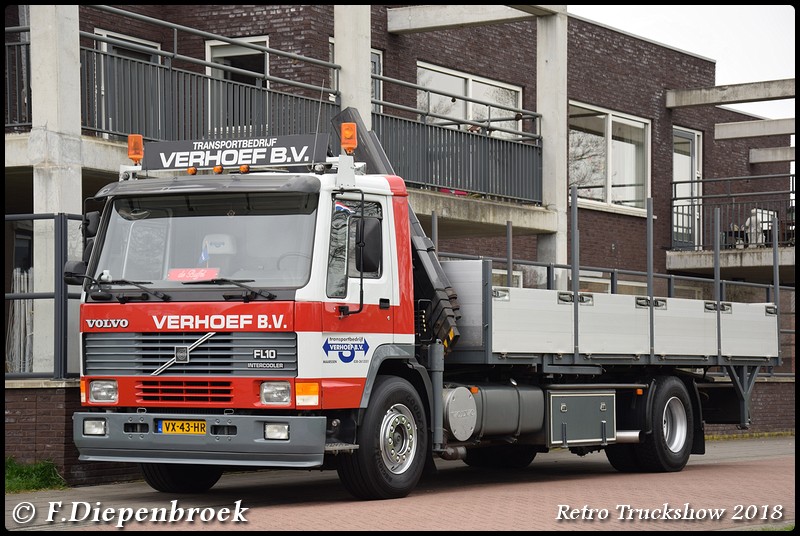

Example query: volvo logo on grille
[175,346,190,363]
[151,332,217,376]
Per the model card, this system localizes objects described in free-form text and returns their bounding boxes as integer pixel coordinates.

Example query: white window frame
[569,100,651,217]
[93,30,161,138]
[205,36,269,84]
[416,61,522,137]
[95,29,161,61]
[672,126,704,248]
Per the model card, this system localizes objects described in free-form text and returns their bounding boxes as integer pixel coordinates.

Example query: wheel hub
[379,403,417,474]
[662,395,688,453]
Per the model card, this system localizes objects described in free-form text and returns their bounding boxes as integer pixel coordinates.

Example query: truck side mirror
[64,260,88,286]
[84,211,100,238]
[355,217,381,274]
[339,217,382,319]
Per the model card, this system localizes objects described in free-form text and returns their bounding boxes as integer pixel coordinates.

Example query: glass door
[672,129,702,249]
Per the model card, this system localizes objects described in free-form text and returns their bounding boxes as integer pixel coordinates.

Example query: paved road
[5,436,794,531]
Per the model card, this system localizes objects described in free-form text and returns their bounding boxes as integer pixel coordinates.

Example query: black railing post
[53,213,68,380]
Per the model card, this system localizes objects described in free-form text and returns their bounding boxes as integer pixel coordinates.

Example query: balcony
[4,10,544,236]
[668,174,795,285]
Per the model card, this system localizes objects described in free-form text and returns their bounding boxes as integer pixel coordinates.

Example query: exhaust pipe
[438,446,467,461]
[615,430,643,443]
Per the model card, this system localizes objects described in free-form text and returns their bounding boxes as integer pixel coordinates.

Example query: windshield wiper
[182,278,276,301]
[101,279,171,302]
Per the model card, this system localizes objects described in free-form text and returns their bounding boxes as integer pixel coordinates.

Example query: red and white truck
[66,111,780,500]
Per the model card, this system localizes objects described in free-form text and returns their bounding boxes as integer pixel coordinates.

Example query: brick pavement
[5,436,794,531]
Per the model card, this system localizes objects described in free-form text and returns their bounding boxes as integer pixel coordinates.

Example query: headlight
[89,380,118,403]
[264,423,289,440]
[260,381,291,405]
[83,419,107,436]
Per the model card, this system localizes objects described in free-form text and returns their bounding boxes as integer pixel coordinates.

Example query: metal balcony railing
[5,6,542,204]
[672,173,796,251]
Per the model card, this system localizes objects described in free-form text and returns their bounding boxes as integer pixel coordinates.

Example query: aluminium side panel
[577,293,649,356]
[653,298,717,357]
[720,302,779,358]
[491,287,573,354]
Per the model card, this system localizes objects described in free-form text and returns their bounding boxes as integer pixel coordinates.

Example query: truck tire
[635,376,694,472]
[337,375,428,500]
[464,445,537,469]
[604,444,641,472]
[139,463,223,493]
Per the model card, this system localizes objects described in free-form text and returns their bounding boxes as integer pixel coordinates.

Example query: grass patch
[759,524,795,531]
[5,456,67,493]
[705,431,795,441]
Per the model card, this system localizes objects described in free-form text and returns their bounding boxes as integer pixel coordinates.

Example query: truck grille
[84,332,297,376]
[137,379,233,403]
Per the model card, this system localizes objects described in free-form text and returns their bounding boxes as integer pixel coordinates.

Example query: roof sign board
[142,135,330,171]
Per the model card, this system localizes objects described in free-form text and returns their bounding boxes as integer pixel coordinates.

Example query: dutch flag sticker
[335,201,354,214]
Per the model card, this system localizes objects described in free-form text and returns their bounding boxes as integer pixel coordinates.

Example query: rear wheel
[605,443,641,472]
[635,376,694,472]
[337,376,428,500]
[139,463,223,493]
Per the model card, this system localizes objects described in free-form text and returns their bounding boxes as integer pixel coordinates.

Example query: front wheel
[139,463,223,493]
[635,376,694,472]
[337,375,428,500]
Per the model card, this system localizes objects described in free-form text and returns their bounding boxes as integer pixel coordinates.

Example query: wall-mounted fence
[4,213,82,379]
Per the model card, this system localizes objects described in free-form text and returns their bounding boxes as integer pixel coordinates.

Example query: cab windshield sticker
[323,336,370,364]
[167,268,220,281]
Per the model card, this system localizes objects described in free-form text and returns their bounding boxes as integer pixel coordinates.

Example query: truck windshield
[92,192,318,289]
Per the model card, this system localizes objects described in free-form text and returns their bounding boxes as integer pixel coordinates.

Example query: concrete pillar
[334,5,373,130]
[29,5,83,373]
[535,11,569,288]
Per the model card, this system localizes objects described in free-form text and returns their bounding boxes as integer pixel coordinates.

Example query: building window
[206,36,268,85]
[204,37,269,137]
[569,102,650,211]
[416,62,522,138]
[370,50,383,112]
[95,29,161,62]
[672,128,703,249]
[93,30,161,137]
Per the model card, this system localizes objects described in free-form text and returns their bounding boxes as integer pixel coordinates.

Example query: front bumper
[73,411,326,467]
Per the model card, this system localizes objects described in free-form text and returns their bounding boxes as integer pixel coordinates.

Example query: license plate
[158,420,206,435]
